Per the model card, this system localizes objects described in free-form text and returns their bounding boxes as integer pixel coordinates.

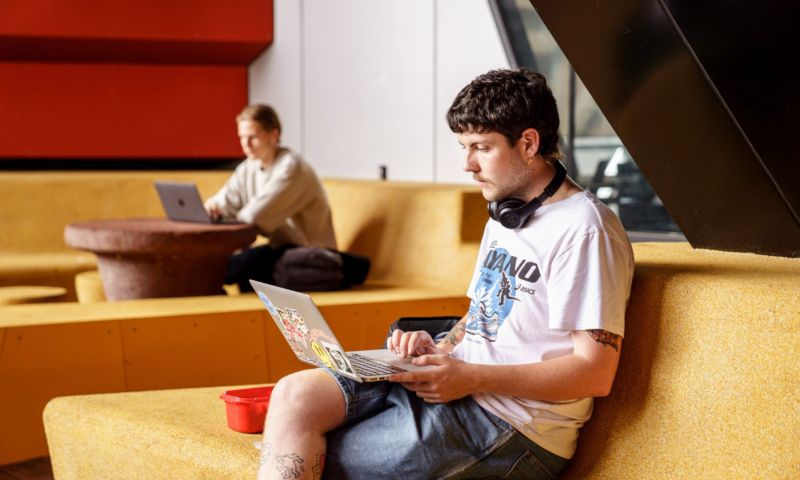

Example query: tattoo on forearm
[259,441,272,468]
[442,319,467,346]
[311,451,325,480]
[587,329,621,351]
[275,453,304,479]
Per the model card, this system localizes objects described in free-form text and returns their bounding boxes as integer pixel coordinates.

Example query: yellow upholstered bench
[74,270,106,303]
[44,385,263,479]
[0,171,233,300]
[0,286,67,305]
[41,243,800,479]
[0,252,95,302]
[0,171,485,300]
[4,287,469,465]
[0,173,485,465]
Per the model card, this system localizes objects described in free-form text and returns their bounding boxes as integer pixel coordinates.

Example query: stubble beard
[494,160,537,202]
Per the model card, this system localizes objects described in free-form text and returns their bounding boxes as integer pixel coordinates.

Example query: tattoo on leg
[275,453,304,479]
[587,329,621,351]
[311,451,325,480]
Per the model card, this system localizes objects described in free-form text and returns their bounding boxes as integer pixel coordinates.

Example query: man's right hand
[206,204,223,221]
[387,329,439,358]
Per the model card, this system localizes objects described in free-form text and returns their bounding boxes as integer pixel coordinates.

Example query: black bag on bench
[272,246,371,292]
[384,316,462,347]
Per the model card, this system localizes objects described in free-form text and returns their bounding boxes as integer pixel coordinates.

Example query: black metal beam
[529,0,800,257]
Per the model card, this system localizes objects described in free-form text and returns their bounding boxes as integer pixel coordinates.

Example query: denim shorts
[322,370,568,480]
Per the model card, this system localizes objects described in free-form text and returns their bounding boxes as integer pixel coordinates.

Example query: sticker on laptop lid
[256,291,281,322]
[311,340,334,369]
[321,341,356,376]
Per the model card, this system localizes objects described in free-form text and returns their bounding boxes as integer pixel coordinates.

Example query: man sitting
[205,104,337,291]
[256,68,634,479]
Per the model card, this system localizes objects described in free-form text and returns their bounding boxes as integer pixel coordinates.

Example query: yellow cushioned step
[0,286,67,305]
[44,386,263,480]
[74,270,106,304]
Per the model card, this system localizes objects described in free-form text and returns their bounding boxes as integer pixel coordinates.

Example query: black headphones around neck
[488,160,568,229]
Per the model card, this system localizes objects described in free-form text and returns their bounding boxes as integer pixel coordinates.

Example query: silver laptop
[250,280,434,382]
[154,181,237,224]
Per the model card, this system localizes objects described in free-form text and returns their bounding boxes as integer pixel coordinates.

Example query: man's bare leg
[257,369,346,480]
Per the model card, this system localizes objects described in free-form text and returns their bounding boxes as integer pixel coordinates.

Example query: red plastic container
[220,386,274,433]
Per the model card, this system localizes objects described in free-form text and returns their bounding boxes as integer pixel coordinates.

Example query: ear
[518,128,540,159]
[269,128,281,143]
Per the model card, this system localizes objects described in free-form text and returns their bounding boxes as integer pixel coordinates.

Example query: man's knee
[271,370,318,409]
[270,369,345,424]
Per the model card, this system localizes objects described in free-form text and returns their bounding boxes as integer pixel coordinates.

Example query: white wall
[249,0,509,184]
[248,0,304,156]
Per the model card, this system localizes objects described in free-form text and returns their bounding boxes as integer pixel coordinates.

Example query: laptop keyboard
[347,353,405,376]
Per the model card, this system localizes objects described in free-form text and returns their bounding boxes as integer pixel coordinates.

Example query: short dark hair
[446,68,561,160]
[237,104,282,134]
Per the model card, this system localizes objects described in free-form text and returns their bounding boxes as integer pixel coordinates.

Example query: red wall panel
[0,0,273,63]
[0,0,272,42]
[0,0,272,162]
[0,63,247,159]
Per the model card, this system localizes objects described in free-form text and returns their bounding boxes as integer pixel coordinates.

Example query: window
[492,0,682,237]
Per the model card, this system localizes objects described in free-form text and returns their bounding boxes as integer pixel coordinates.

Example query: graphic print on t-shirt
[466,245,540,342]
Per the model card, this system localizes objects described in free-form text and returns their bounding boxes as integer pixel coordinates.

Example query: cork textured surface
[42,243,800,479]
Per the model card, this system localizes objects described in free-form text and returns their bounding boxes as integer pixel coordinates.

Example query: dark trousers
[224,244,294,292]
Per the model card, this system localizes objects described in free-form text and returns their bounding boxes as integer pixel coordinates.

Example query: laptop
[250,280,435,382]
[154,181,238,224]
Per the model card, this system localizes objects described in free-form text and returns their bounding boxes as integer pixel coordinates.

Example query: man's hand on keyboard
[387,329,440,358]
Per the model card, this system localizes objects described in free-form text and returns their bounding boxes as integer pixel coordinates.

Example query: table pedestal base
[96,254,230,301]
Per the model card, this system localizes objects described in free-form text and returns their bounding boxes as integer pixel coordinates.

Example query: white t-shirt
[205,149,337,249]
[451,190,634,459]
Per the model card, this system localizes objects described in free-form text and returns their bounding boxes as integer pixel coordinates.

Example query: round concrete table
[64,218,258,301]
